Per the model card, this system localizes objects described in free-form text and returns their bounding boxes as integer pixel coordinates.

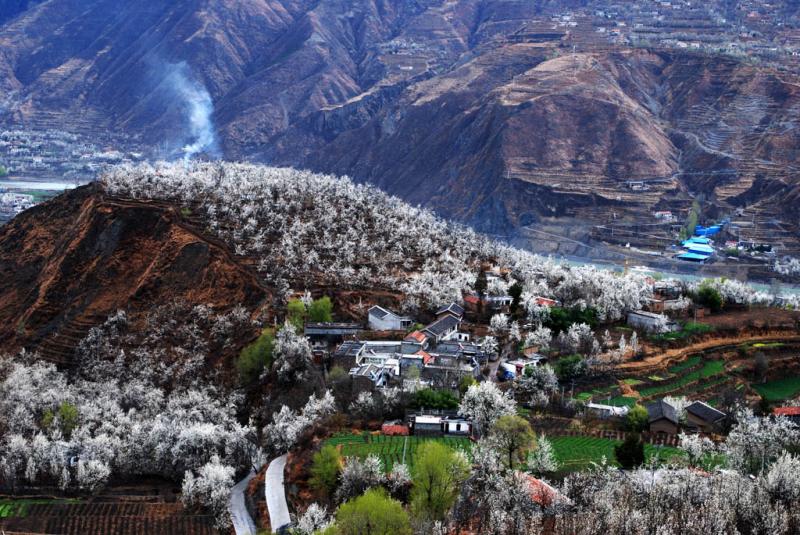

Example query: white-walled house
[368,305,412,331]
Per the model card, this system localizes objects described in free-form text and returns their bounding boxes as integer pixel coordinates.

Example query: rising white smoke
[162,61,220,164]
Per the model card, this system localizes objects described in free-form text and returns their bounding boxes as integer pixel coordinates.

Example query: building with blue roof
[677,252,711,263]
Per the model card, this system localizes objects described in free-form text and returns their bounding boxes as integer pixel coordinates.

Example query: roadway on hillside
[265,454,291,533]
[229,469,258,535]
[619,333,800,373]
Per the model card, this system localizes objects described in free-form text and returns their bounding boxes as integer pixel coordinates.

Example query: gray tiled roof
[686,401,726,423]
[647,399,679,425]
[423,314,460,337]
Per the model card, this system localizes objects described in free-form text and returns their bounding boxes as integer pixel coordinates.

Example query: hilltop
[0,161,658,366]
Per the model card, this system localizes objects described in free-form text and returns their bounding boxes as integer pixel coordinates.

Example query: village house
[773,407,800,427]
[653,279,683,300]
[685,401,726,433]
[435,302,465,320]
[647,399,680,435]
[368,305,412,331]
[627,310,678,333]
[422,314,461,344]
[485,295,514,311]
[408,412,473,437]
[402,330,429,353]
[586,402,630,420]
[304,322,362,344]
[349,361,398,390]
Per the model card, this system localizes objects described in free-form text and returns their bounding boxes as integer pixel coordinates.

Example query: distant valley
[1,0,800,280]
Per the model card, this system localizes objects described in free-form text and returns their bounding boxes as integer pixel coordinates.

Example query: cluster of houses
[625,279,690,333]
[587,398,728,435]
[0,192,35,222]
[326,302,490,391]
[0,128,146,185]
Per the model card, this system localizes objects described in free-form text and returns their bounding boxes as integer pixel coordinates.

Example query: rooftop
[686,401,726,423]
[647,399,679,424]
[436,302,465,317]
[423,314,460,337]
[774,407,800,417]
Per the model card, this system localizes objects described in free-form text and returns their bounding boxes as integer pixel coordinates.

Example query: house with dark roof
[627,310,678,333]
[422,314,461,344]
[647,399,680,435]
[436,302,465,320]
[685,401,726,433]
[368,305,412,331]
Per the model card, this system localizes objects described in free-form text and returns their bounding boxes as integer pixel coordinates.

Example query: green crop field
[668,355,701,374]
[325,433,472,471]
[753,376,800,402]
[326,433,694,474]
[638,360,725,398]
[549,436,682,471]
[622,378,644,386]
[605,396,637,407]
[0,499,80,518]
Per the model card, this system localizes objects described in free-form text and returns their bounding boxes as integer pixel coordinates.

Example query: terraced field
[637,360,726,398]
[0,501,217,534]
[550,436,682,471]
[325,433,472,471]
[753,376,800,402]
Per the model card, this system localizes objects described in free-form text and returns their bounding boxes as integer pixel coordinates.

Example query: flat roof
[415,415,442,424]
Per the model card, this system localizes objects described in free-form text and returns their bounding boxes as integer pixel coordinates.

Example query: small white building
[444,418,472,436]
[586,403,630,419]
[368,305,412,331]
[627,310,678,333]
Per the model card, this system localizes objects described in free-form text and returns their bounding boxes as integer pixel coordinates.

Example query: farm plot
[550,436,682,472]
[638,360,725,398]
[753,376,800,402]
[0,501,217,534]
[325,433,472,471]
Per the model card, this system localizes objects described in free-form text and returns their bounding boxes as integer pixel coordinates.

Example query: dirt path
[618,333,800,373]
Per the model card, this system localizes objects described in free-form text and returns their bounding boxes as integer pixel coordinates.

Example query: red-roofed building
[533,296,558,307]
[416,350,434,365]
[381,422,410,436]
[774,407,800,425]
[405,330,428,344]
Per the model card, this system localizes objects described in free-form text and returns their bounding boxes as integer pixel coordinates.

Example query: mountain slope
[0,183,270,363]
[1,1,799,244]
[1,162,660,364]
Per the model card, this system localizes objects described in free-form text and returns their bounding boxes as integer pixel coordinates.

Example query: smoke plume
[162,61,220,164]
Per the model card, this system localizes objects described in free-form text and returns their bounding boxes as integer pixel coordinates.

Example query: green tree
[309,296,334,323]
[545,306,598,334]
[42,402,80,439]
[335,488,412,535]
[554,354,585,381]
[309,445,342,498]
[615,433,645,469]
[696,285,723,312]
[236,329,275,383]
[491,414,536,469]
[458,375,477,395]
[626,404,649,433]
[411,389,459,410]
[411,442,470,521]
[287,298,307,330]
